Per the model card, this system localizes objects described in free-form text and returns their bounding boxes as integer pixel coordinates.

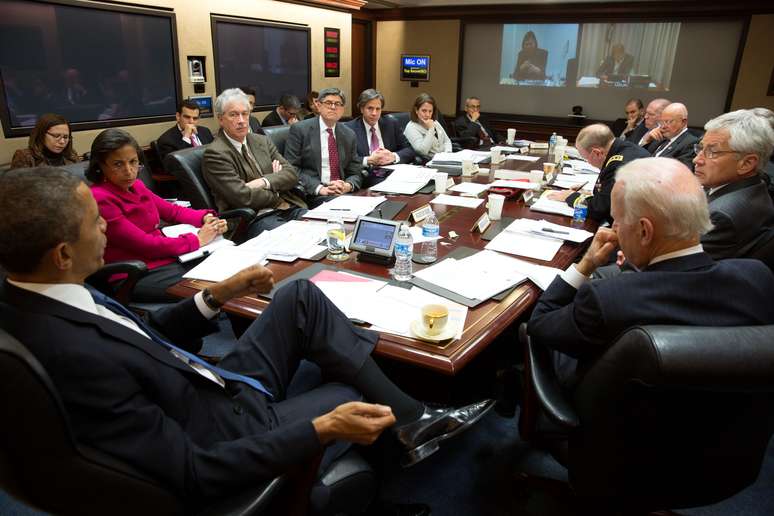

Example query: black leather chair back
[0,327,183,516]
[60,160,155,192]
[384,112,410,132]
[164,146,213,210]
[263,126,291,156]
[569,325,774,510]
[745,228,774,272]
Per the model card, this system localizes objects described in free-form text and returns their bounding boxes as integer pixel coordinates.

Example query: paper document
[239,220,328,262]
[494,170,535,181]
[310,271,387,321]
[161,224,236,263]
[565,146,582,160]
[530,192,576,217]
[449,182,490,195]
[430,194,484,209]
[369,166,436,195]
[502,218,593,243]
[504,154,540,162]
[428,149,490,165]
[183,247,267,282]
[489,179,540,190]
[367,285,467,340]
[565,159,600,174]
[303,195,386,222]
[485,229,564,261]
[161,224,198,238]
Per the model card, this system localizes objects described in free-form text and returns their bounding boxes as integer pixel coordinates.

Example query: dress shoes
[394,399,495,467]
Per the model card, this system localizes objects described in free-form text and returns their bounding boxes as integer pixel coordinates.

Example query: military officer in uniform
[548,124,650,224]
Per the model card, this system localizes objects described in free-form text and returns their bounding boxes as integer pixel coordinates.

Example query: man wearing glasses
[644,102,699,169]
[636,98,670,147]
[285,87,363,204]
[453,96,498,147]
[694,109,774,259]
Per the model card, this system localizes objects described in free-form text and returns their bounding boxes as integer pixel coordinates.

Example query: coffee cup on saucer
[420,304,449,336]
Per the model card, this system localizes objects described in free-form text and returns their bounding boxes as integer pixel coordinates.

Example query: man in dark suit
[596,43,634,81]
[617,98,644,141]
[262,94,301,127]
[642,103,699,169]
[239,86,266,135]
[156,100,215,160]
[547,124,649,225]
[203,88,307,238]
[529,158,774,389]
[0,167,494,504]
[453,96,498,147]
[345,88,415,187]
[285,87,363,203]
[634,98,670,146]
[694,109,774,259]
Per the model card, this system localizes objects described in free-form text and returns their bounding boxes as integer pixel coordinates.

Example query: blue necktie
[87,287,273,398]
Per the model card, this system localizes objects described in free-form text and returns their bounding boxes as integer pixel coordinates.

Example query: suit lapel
[311,120,322,173]
[335,125,348,176]
[379,119,394,149]
[708,175,763,202]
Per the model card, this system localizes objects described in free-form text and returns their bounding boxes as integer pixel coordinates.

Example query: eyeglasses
[46,132,70,142]
[320,101,344,109]
[467,105,481,110]
[693,144,738,160]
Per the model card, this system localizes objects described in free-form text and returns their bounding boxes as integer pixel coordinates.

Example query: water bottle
[548,132,557,155]
[419,211,440,263]
[393,223,413,281]
[572,196,588,225]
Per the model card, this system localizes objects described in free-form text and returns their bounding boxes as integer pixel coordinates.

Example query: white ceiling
[365,0,659,10]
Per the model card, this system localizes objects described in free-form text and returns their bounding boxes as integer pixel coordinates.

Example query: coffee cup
[488,193,505,221]
[491,148,503,164]
[461,159,475,177]
[434,172,448,193]
[507,128,516,145]
[543,162,556,177]
[421,304,449,336]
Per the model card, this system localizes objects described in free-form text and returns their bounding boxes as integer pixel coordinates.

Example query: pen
[329,208,351,211]
[572,181,589,191]
[541,227,569,234]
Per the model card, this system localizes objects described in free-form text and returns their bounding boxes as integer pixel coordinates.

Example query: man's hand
[616,250,627,267]
[287,115,299,125]
[642,127,663,145]
[246,178,268,190]
[197,219,220,247]
[182,124,197,139]
[547,190,572,202]
[322,180,351,196]
[313,402,396,446]
[367,149,394,166]
[271,160,282,173]
[208,265,275,304]
[576,228,619,276]
[469,111,480,122]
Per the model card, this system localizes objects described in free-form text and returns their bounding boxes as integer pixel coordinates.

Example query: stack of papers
[501,218,593,243]
[369,165,437,195]
[239,220,328,262]
[303,195,386,222]
[430,194,484,209]
[489,179,540,190]
[484,227,564,262]
[449,182,490,196]
[505,154,540,162]
[161,224,236,263]
[552,173,595,193]
[530,191,576,217]
[565,159,600,174]
[428,149,490,166]
[183,247,268,282]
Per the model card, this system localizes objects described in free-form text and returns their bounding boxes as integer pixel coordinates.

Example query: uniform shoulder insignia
[605,154,624,167]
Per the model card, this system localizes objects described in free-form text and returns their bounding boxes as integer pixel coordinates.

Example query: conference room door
[351,18,374,118]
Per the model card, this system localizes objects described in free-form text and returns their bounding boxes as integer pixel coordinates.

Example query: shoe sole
[401,400,496,468]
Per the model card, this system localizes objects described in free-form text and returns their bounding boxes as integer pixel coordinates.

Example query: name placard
[471,212,492,233]
[411,203,433,223]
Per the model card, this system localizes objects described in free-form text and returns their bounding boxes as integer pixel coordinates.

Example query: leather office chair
[262,125,290,156]
[163,146,255,243]
[518,323,774,512]
[383,112,410,132]
[0,327,377,516]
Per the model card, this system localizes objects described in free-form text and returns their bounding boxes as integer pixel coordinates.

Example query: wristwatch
[201,288,224,311]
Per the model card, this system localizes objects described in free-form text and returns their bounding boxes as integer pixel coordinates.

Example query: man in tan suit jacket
[203,88,307,238]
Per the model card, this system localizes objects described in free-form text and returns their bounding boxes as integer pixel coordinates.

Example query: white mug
[461,159,475,177]
[507,128,516,145]
[488,193,505,221]
[491,148,503,164]
[434,172,448,193]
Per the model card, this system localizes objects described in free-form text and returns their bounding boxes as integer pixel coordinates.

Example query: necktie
[87,287,273,398]
[327,128,341,182]
[654,139,670,156]
[241,144,262,179]
[190,133,201,147]
[369,126,380,153]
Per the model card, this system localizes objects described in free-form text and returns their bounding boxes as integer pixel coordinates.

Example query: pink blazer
[91,179,214,271]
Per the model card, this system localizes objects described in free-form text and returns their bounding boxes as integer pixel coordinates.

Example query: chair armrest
[219,208,257,244]
[196,476,287,516]
[86,260,148,306]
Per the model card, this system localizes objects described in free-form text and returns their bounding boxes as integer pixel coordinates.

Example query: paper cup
[507,128,516,145]
[488,193,505,221]
[462,159,475,177]
[543,162,556,175]
[434,172,448,193]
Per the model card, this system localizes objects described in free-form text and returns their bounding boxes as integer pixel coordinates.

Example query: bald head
[660,102,688,138]
[644,98,671,129]
[575,124,615,169]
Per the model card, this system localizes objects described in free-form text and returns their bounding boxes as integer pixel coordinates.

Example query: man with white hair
[203,88,307,238]
[636,98,670,147]
[694,109,774,259]
[529,158,774,388]
[644,102,699,169]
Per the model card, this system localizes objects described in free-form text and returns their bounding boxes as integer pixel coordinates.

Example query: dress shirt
[654,127,688,157]
[317,117,337,194]
[648,244,704,266]
[275,108,288,125]
[361,119,400,167]
[708,184,729,197]
[179,124,202,146]
[7,280,223,386]
[467,115,492,145]
[223,132,270,191]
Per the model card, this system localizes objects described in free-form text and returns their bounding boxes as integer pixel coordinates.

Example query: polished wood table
[169,153,595,375]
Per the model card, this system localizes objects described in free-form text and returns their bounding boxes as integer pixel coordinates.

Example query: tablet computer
[349,216,402,258]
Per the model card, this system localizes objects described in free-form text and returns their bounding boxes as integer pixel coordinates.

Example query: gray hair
[704,109,774,172]
[616,157,713,239]
[278,94,301,110]
[750,107,774,131]
[575,123,614,152]
[357,89,384,110]
[318,87,346,106]
[214,88,250,117]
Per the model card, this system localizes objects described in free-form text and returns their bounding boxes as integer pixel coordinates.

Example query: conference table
[169,151,596,376]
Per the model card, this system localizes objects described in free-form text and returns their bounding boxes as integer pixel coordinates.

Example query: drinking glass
[326,218,349,261]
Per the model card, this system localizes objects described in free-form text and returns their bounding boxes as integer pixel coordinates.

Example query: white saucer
[410,320,457,343]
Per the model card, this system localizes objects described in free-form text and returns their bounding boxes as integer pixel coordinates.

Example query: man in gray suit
[643,102,699,169]
[203,88,307,238]
[284,87,363,205]
[694,109,774,259]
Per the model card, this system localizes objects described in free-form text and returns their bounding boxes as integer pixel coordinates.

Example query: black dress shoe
[394,399,495,467]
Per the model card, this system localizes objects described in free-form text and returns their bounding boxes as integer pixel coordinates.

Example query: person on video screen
[597,44,634,81]
[512,31,548,81]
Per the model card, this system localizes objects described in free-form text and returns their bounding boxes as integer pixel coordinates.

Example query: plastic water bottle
[548,132,557,155]
[572,196,588,225]
[393,223,413,281]
[419,211,440,263]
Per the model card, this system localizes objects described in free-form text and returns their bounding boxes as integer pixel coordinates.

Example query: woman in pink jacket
[88,129,227,302]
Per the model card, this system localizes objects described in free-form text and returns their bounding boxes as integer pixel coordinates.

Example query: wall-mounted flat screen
[401,55,430,81]
[0,0,180,138]
[212,16,310,109]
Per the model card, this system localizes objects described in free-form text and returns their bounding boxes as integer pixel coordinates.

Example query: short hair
[465,96,481,106]
[625,98,644,110]
[278,94,302,110]
[704,109,774,171]
[616,157,713,240]
[357,89,385,110]
[0,167,85,274]
[647,98,671,114]
[240,86,256,97]
[306,90,319,107]
[410,93,438,123]
[575,123,614,152]
[27,113,79,163]
[214,88,250,118]
[177,100,200,114]
[751,107,774,131]
[318,88,346,106]
[86,129,143,183]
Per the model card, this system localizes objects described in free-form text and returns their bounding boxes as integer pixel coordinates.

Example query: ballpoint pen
[541,227,570,234]
[572,181,589,191]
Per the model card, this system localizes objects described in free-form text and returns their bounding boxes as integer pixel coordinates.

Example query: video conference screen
[212,16,310,109]
[0,0,179,137]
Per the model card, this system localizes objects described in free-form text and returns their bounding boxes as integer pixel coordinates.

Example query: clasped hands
[197,214,228,246]
[319,180,353,196]
[367,148,395,167]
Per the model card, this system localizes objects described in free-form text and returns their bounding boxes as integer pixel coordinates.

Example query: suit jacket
[625,120,648,144]
[514,48,548,81]
[596,53,634,78]
[453,114,498,144]
[262,109,286,127]
[702,175,774,259]
[91,179,213,270]
[345,116,416,167]
[528,253,774,378]
[647,130,699,169]
[0,281,321,501]
[157,124,214,160]
[249,116,265,135]
[284,116,363,195]
[202,132,306,213]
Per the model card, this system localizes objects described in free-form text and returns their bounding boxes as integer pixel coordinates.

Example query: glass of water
[326,217,349,261]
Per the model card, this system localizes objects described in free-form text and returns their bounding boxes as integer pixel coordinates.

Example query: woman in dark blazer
[10,113,80,169]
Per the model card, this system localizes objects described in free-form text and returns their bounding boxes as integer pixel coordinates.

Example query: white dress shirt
[361,119,400,167]
[317,117,337,194]
[179,124,202,146]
